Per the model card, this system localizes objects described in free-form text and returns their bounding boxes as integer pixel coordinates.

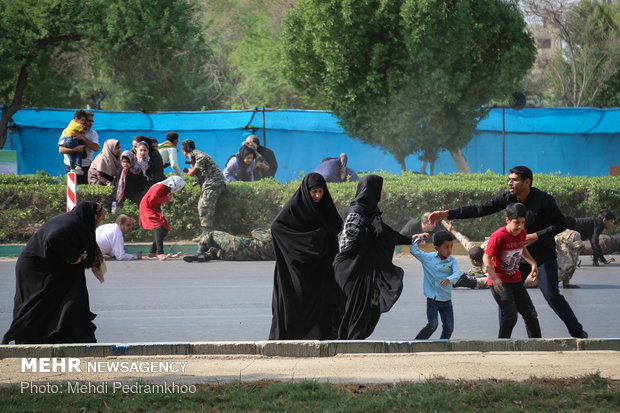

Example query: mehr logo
[21,358,82,373]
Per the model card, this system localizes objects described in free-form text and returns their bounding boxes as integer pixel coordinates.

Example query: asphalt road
[1,255,618,343]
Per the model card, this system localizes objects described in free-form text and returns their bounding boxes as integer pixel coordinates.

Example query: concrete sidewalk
[2,339,619,385]
[2,338,620,359]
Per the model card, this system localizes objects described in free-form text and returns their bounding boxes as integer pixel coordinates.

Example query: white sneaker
[75,166,83,175]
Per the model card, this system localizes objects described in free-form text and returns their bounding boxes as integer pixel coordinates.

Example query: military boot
[183,243,210,263]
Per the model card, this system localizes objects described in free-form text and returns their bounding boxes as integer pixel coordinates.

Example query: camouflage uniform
[555,229,584,283]
[199,229,275,261]
[452,228,489,289]
[581,234,619,256]
[522,230,584,287]
[192,150,225,230]
[463,264,489,289]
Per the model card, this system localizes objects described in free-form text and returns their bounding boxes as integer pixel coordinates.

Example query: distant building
[527,13,562,77]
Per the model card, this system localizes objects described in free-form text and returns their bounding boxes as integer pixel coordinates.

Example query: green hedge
[1,171,618,243]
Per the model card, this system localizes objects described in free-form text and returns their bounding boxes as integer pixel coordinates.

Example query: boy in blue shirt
[410,230,461,339]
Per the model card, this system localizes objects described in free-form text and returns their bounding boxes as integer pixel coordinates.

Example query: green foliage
[0,0,90,105]
[281,0,536,170]
[593,69,620,108]
[1,172,618,243]
[545,0,620,107]
[90,0,218,111]
[1,375,620,412]
[202,0,321,110]
[0,0,221,116]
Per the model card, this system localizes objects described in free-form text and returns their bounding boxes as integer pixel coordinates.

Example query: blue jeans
[61,137,83,168]
[415,298,454,340]
[520,257,585,337]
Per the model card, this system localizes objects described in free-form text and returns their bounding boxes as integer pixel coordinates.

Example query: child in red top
[484,202,541,338]
[139,176,185,261]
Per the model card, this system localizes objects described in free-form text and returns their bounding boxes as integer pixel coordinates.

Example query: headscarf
[134,141,150,176]
[116,150,137,204]
[70,201,101,231]
[161,176,186,194]
[346,174,383,219]
[67,201,102,268]
[90,139,121,177]
[273,172,342,235]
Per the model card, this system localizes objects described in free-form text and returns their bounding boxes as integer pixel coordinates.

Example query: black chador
[334,174,412,340]
[3,202,100,344]
[269,173,343,340]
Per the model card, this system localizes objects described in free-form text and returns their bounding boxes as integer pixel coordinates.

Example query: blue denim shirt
[410,239,461,301]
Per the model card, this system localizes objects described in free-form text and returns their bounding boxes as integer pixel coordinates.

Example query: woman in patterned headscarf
[334,174,413,340]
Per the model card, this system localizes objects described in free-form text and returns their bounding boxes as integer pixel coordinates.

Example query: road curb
[1,338,618,359]
[0,243,201,258]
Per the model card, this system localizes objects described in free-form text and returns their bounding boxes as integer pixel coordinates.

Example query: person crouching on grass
[484,202,542,339]
[410,230,462,340]
[139,176,185,261]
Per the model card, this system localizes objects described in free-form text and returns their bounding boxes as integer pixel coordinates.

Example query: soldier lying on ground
[184,229,275,262]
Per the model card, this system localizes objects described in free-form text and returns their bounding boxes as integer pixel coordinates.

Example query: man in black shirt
[397,212,437,237]
[429,166,588,338]
[567,210,616,266]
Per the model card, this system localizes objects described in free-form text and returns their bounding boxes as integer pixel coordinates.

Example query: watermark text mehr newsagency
[21,358,188,374]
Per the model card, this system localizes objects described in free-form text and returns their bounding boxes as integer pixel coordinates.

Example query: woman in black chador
[335,174,412,340]
[2,202,106,344]
[269,173,343,340]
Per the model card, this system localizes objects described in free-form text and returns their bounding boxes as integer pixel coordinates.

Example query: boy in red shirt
[484,203,542,338]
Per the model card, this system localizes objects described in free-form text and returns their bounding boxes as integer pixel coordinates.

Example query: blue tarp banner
[3,107,620,180]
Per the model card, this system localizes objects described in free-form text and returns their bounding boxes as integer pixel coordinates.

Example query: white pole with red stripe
[67,172,77,212]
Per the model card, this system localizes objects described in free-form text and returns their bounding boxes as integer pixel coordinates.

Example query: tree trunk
[430,159,435,176]
[420,160,428,175]
[398,158,406,172]
[449,148,472,173]
[0,63,30,149]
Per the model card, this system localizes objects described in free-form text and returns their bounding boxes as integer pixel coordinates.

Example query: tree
[91,0,217,111]
[202,0,322,109]
[593,70,620,108]
[0,0,90,148]
[281,0,536,174]
[0,0,218,148]
[521,0,620,107]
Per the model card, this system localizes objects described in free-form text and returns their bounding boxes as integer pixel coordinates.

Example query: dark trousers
[491,282,541,338]
[415,298,454,340]
[149,226,169,255]
[520,257,584,337]
[65,164,90,185]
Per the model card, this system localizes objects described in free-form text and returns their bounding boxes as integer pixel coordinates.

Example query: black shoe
[454,273,477,289]
[195,252,209,263]
[183,254,199,263]
[577,330,588,339]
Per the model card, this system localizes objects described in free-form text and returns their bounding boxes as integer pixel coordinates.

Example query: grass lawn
[1,374,619,412]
